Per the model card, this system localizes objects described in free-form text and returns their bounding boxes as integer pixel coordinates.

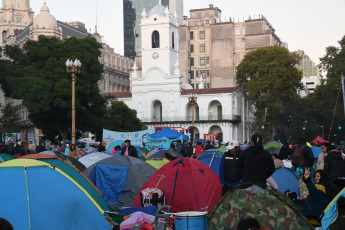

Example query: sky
[30,0,345,65]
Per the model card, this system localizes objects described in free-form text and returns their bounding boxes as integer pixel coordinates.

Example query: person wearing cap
[219,140,243,196]
[236,134,275,189]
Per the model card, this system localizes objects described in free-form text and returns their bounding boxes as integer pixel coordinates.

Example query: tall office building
[123,0,183,58]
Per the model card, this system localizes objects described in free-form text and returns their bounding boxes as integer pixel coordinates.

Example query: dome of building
[148,4,167,18]
[33,2,58,30]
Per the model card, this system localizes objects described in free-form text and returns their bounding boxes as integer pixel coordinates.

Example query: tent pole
[24,167,32,229]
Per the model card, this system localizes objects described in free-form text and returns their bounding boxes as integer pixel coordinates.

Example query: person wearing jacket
[303,167,329,226]
[324,149,345,190]
[317,143,329,170]
[236,134,275,189]
[219,140,242,195]
[194,142,205,158]
[278,141,292,160]
[314,169,339,201]
[120,140,138,158]
[292,137,314,169]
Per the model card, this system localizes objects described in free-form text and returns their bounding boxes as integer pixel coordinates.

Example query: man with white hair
[219,140,243,196]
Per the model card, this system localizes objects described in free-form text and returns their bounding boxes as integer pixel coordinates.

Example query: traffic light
[302,126,306,130]
[338,125,342,130]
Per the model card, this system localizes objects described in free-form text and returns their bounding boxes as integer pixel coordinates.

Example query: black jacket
[278,145,292,160]
[180,146,193,158]
[292,144,314,168]
[236,146,275,187]
[120,145,138,158]
[324,151,345,179]
[223,151,243,183]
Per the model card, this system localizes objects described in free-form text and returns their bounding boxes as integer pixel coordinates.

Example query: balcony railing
[141,114,241,123]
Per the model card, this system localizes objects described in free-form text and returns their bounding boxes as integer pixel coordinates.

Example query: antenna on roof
[95,3,98,33]
[158,0,161,5]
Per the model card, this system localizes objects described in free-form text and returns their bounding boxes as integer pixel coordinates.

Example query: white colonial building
[103,2,250,143]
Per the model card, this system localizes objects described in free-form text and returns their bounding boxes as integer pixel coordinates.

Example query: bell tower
[0,0,34,45]
[140,1,180,78]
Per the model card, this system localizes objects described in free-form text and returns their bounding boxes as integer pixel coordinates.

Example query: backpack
[292,145,306,168]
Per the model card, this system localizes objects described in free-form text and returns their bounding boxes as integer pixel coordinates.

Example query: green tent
[264,141,283,150]
[217,146,227,153]
[0,154,15,162]
[208,186,314,230]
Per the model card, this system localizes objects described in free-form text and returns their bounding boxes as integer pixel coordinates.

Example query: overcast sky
[31,0,345,64]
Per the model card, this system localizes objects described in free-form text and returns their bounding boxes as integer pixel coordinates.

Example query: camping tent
[146,150,183,160]
[40,151,86,171]
[78,152,112,168]
[146,158,170,169]
[311,136,329,143]
[264,141,283,150]
[321,188,345,229]
[312,147,322,163]
[21,154,108,211]
[271,167,300,197]
[148,127,189,140]
[196,150,224,178]
[0,159,111,230]
[132,158,222,213]
[83,156,156,211]
[0,154,14,162]
[208,186,314,230]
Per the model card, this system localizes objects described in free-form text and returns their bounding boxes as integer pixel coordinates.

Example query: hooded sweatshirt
[324,151,345,179]
[236,145,275,188]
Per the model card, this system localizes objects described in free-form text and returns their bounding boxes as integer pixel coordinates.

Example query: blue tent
[194,139,207,144]
[321,188,345,230]
[196,150,224,178]
[271,167,300,197]
[312,147,322,164]
[149,127,189,141]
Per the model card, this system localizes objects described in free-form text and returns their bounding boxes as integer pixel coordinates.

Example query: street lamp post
[188,93,198,146]
[66,59,81,146]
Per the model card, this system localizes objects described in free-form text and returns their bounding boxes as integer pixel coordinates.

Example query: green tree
[0,102,21,140]
[103,97,147,132]
[236,46,303,141]
[0,36,106,144]
[313,35,345,142]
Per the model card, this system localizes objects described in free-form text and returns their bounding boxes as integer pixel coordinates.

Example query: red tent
[132,158,221,213]
[310,136,329,143]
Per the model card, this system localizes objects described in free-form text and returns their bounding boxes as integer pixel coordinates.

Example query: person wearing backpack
[292,137,314,170]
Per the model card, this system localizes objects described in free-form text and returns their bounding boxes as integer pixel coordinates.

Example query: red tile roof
[102,92,132,98]
[181,87,240,95]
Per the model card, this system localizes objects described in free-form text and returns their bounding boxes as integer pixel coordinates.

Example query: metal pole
[71,71,76,146]
[192,100,195,146]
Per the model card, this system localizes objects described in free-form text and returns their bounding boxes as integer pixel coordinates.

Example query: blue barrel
[174,211,208,230]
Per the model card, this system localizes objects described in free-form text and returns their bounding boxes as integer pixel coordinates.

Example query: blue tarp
[197,150,224,178]
[194,139,207,144]
[148,127,189,141]
[89,164,128,203]
[321,191,345,230]
[271,167,300,198]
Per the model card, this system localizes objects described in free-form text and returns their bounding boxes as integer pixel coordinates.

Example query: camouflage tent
[208,186,314,230]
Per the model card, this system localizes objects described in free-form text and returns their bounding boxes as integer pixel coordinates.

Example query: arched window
[172,32,175,49]
[152,30,160,48]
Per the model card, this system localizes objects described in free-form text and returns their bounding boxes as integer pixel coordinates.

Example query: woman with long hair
[68,144,78,159]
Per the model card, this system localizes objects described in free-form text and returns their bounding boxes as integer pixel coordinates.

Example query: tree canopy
[0,36,106,143]
[0,102,21,137]
[236,46,303,141]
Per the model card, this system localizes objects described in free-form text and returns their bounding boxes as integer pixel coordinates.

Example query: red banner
[204,133,219,142]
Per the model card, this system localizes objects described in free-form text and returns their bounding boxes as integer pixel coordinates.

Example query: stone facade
[179,4,282,88]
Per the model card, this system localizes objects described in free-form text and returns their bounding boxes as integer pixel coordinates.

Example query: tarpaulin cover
[148,127,189,140]
[89,164,128,203]
[271,167,300,197]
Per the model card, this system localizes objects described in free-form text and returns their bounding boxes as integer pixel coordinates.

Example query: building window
[200,70,205,77]
[235,27,240,35]
[242,26,246,35]
[207,70,210,76]
[200,44,205,52]
[190,58,194,66]
[190,71,194,79]
[196,70,199,77]
[200,57,205,66]
[206,20,209,24]
[242,40,246,49]
[235,42,241,50]
[190,31,194,40]
[199,31,205,39]
[195,21,198,26]
[190,44,194,53]
[16,17,22,23]
[172,32,175,49]
[152,30,160,48]
[207,56,210,64]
